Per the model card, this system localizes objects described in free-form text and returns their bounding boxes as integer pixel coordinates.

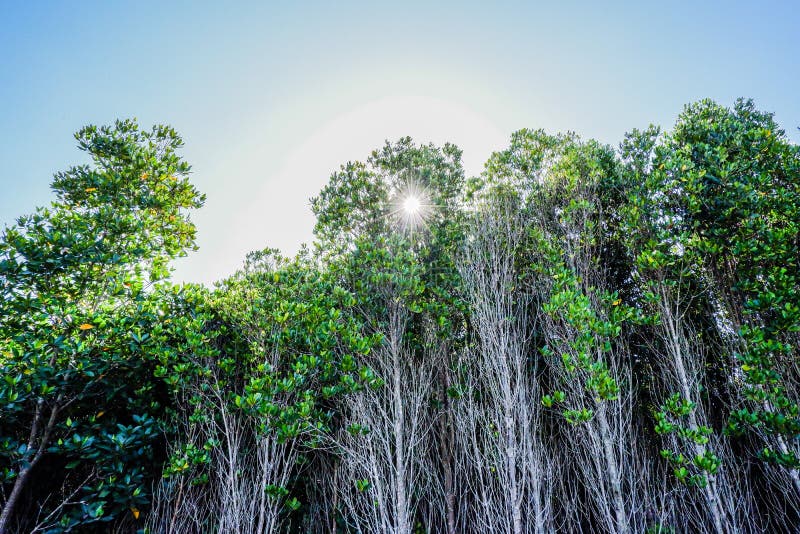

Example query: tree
[639,99,800,528]
[311,138,466,533]
[147,249,378,534]
[0,120,204,532]
[455,185,552,533]
[482,129,653,532]
[619,126,752,533]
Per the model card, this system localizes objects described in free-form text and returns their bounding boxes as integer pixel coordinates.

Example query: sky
[1,1,799,285]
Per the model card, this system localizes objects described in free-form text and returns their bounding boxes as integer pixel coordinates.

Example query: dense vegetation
[1,99,799,533]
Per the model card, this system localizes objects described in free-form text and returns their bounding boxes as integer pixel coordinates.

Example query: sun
[403,195,422,216]
[390,180,433,233]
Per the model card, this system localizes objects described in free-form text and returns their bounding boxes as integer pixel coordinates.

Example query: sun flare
[403,195,422,216]
[390,180,433,233]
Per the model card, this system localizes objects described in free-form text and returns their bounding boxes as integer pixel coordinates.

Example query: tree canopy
[1,99,799,533]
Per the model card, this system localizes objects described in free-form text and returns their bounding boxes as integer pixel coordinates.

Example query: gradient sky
[2,1,799,285]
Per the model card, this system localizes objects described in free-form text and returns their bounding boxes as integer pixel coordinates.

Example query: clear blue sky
[2,1,798,284]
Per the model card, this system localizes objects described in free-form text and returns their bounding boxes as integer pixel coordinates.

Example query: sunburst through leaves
[388,180,434,233]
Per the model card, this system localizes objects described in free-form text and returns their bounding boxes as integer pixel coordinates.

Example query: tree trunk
[0,467,31,534]
[597,407,629,534]
[439,370,457,534]
[0,402,57,534]
[392,329,410,534]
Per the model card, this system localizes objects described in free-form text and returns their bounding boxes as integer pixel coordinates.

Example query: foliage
[0,120,204,531]
[2,99,799,533]
[655,100,800,467]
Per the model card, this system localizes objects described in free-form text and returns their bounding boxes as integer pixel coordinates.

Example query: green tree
[0,120,204,532]
[619,125,743,533]
[654,100,800,480]
[310,138,467,533]
[147,250,379,533]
